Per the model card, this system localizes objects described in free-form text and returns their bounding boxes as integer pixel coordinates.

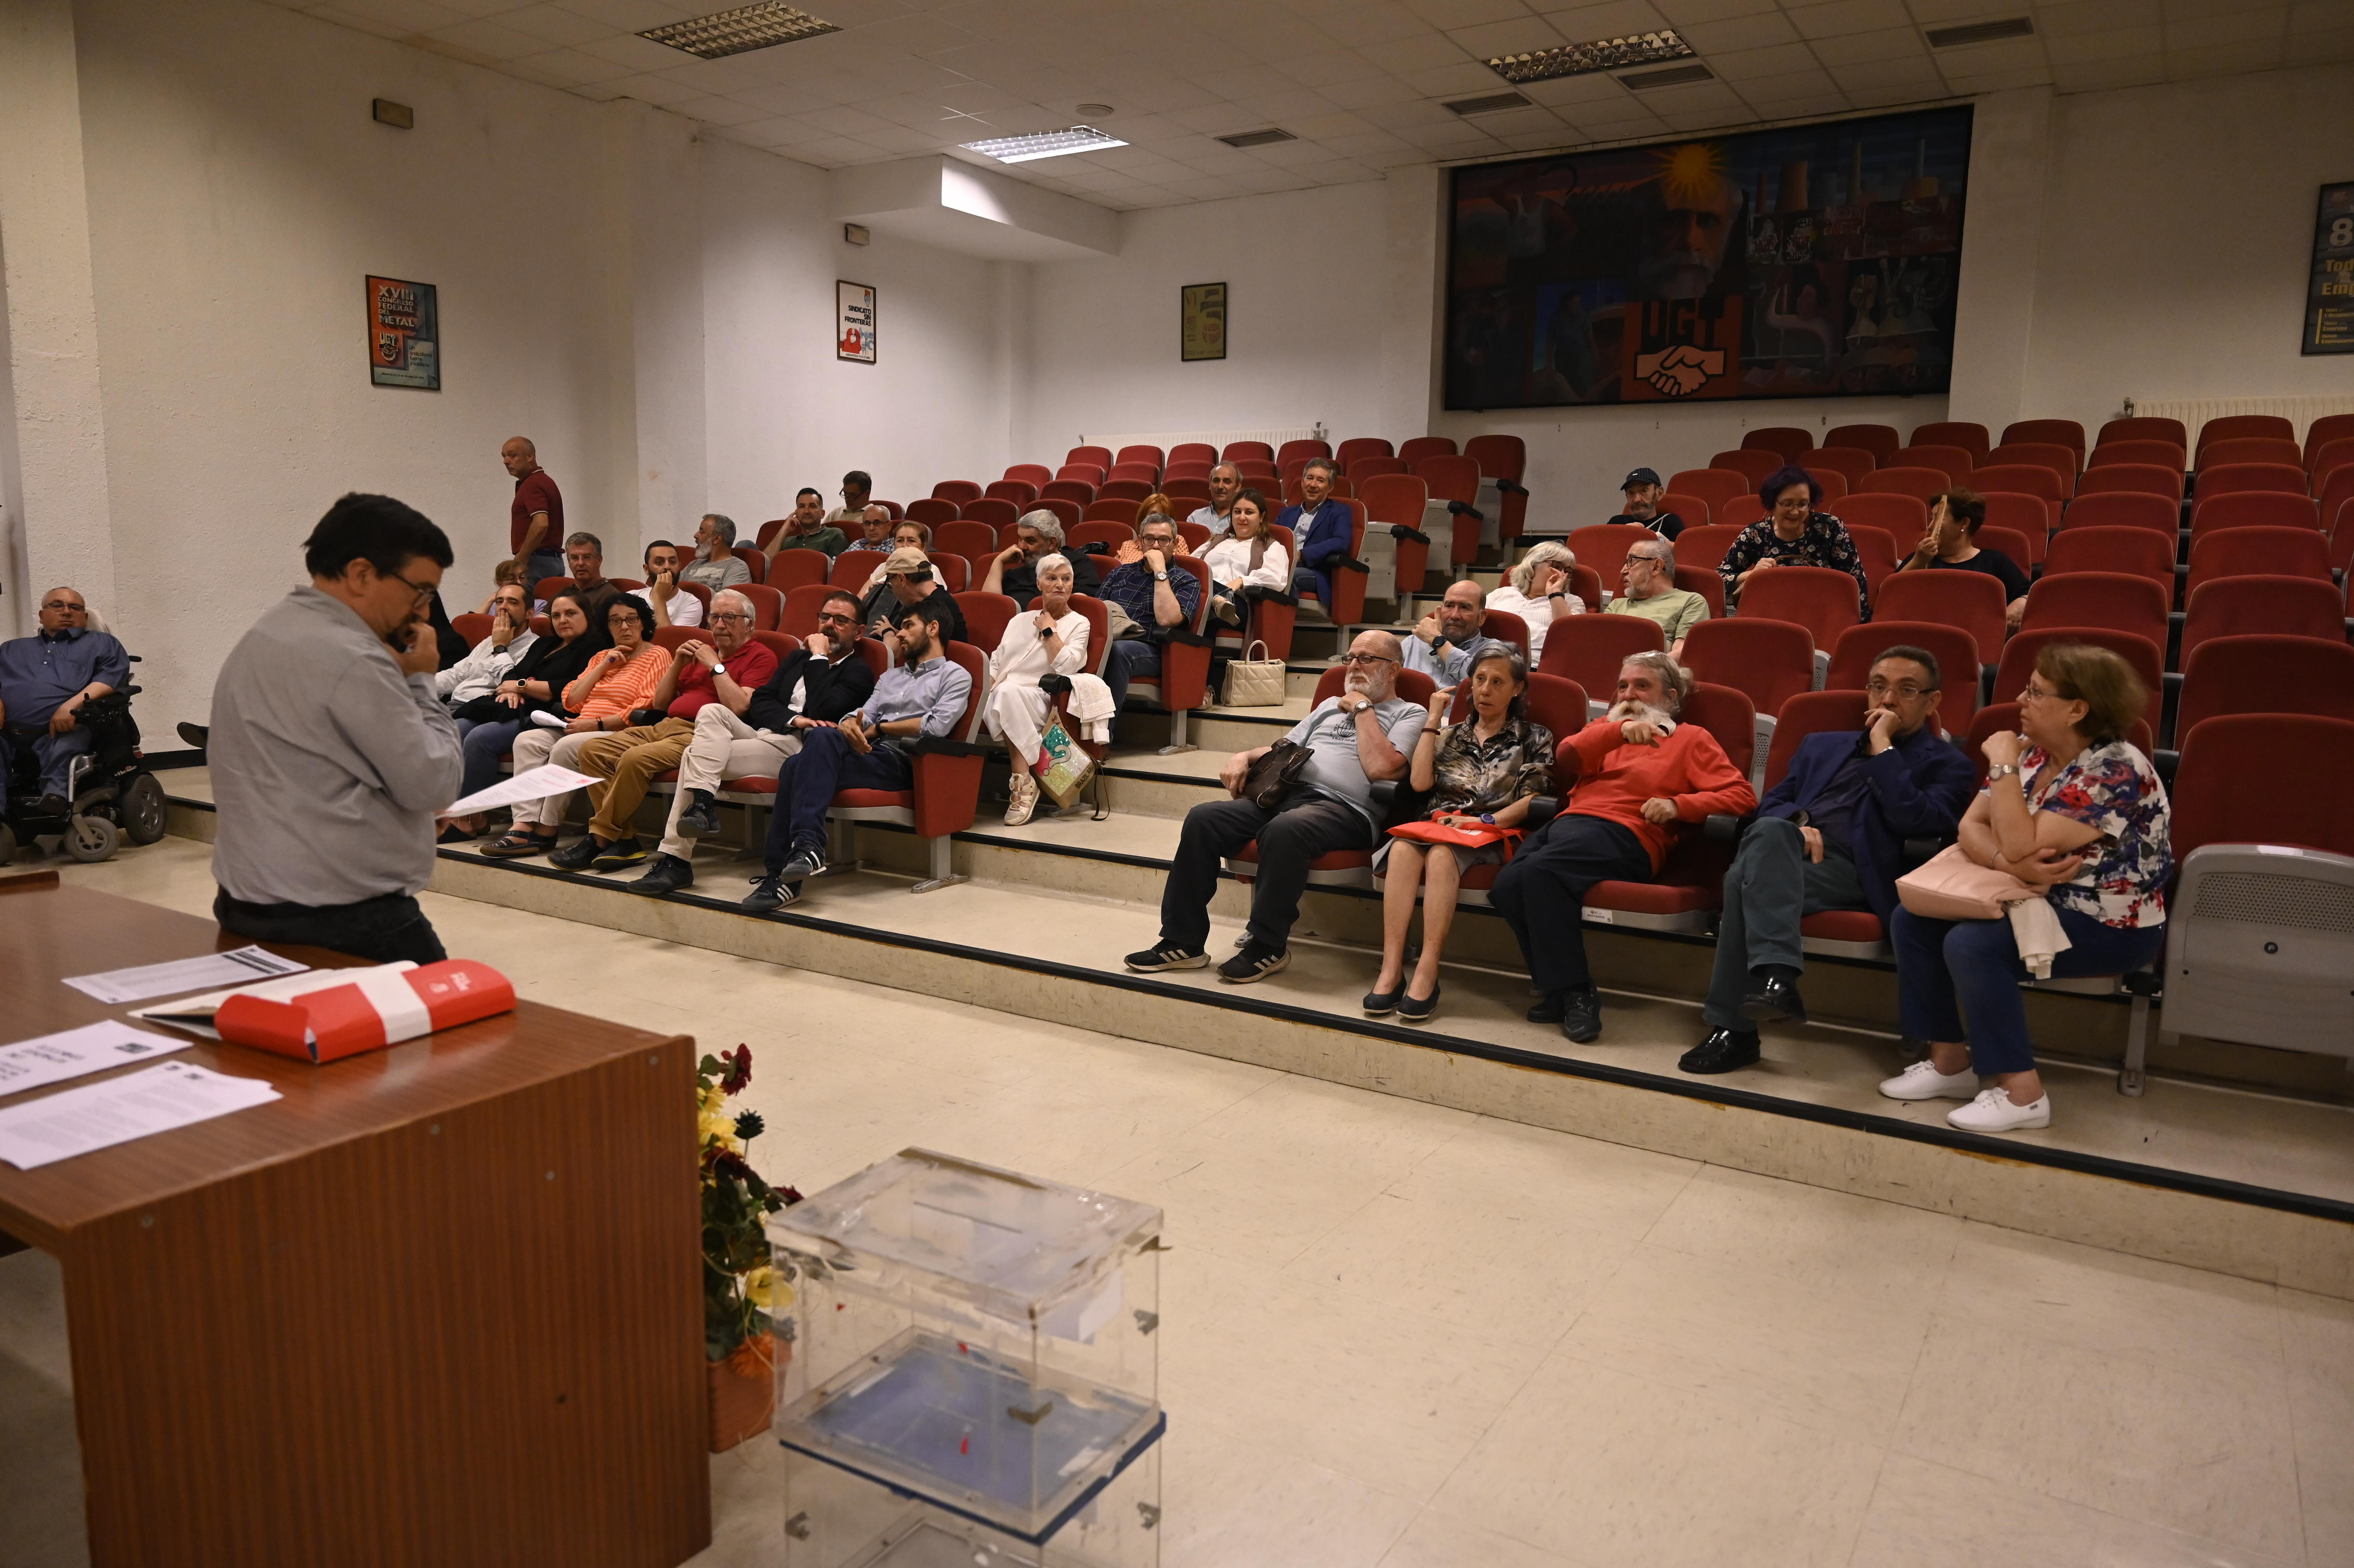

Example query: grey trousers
[1702,817,1868,1029]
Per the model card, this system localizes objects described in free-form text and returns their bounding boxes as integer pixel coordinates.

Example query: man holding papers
[207,494,462,962]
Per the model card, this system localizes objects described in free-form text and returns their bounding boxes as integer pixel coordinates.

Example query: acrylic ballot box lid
[769,1147,1162,1327]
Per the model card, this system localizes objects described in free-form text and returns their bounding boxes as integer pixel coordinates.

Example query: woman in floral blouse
[1368,647,1552,1024]
[1882,643,2171,1133]
[1716,464,1872,620]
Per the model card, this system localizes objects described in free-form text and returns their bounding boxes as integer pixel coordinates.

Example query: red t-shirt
[666,639,779,720]
[511,468,564,555]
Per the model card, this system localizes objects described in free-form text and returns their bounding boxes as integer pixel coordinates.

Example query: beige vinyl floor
[1,834,2348,1567]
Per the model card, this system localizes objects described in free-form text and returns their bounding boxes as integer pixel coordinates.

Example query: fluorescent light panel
[961,125,1128,163]
[639,1,839,60]
[1488,29,1696,84]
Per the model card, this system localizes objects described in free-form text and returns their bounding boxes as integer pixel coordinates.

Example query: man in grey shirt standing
[208,493,463,963]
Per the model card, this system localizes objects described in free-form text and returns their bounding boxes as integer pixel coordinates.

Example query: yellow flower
[743,1265,779,1310]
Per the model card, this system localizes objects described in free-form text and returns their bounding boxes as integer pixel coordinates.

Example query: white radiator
[1076,423,1326,453]
[2125,395,2354,446]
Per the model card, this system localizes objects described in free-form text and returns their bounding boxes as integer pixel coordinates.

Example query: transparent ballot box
[769,1148,1165,1559]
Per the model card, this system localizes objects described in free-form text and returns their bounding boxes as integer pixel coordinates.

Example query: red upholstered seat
[1577,682,1755,927]
[1800,908,1886,945]
[1825,424,1899,464]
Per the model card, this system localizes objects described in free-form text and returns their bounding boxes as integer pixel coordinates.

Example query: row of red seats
[1737,413,2354,477]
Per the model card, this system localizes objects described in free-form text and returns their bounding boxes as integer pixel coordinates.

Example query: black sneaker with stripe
[1217,939,1289,984]
[1123,944,1208,972]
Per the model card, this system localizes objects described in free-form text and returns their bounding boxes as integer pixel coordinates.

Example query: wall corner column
[1946,86,2054,436]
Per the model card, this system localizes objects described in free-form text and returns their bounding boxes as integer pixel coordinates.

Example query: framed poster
[1181,282,1226,361]
[2304,182,2354,355]
[837,281,876,363]
[1442,105,1974,409]
[367,276,439,390]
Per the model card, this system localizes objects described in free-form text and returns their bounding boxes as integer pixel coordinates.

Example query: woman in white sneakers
[1200,488,1291,628]
[983,553,1090,826]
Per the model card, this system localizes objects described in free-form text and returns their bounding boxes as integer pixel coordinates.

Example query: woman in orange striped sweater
[483,597,675,857]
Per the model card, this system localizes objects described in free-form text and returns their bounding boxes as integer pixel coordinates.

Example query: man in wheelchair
[0,585,163,859]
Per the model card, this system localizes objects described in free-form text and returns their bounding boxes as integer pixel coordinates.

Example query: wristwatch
[1153,570,1169,581]
[711,661,727,676]
[1987,763,2020,780]
[1479,813,1496,825]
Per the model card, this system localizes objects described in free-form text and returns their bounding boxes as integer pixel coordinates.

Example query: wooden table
[0,873,711,1566]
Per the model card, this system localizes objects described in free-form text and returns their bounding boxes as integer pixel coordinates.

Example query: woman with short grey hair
[1484,541,1586,663]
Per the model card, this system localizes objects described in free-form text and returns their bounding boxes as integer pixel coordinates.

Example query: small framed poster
[838,280,877,363]
[367,276,439,390]
[1181,282,1226,362]
[2305,182,2354,355]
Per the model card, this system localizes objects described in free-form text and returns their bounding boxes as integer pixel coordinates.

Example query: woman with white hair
[1484,541,1586,662]
[984,553,1091,826]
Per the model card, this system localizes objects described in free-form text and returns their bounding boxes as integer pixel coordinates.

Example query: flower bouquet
[699,1043,801,1451]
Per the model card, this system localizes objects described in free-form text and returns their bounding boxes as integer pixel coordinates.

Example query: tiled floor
[1,835,2345,1564]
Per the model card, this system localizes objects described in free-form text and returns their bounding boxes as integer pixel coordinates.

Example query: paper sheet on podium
[437,764,603,818]
[0,1022,191,1099]
[0,1061,282,1170]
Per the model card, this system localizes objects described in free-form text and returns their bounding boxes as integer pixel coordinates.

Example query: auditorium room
[4,0,2354,1562]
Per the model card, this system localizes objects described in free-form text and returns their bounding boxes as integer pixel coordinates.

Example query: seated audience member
[1493,652,1755,1042]
[850,519,940,615]
[1126,631,1422,983]
[1201,489,1290,627]
[1718,465,1869,616]
[984,511,1102,604]
[1404,579,1507,684]
[862,547,967,646]
[743,601,972,910]
[437,580,539,712]
[775,488,849,557]
[985,554,1091,826]
[632,591,877,894]
[891,517,931,554]
[683,514,753,593]
[483,596,674,858]
[1606,467,1686,539]
[1897,487,2030,629]
[1603,536,1708,659]
[827,470,874,529]
[1680,646,1973,1075]
[854,503,895,551]
[1369,647,1552,1022]
[1485,541,1585,663]
[1882,643,2170,1133]
[1100,513,1201,714]
[445,590,607,839]
[1190,463,1239,539]
[424,589,470,670]
[639,539,705,628]
[561,532,613,599]
[486,557,539,615]
[0,585,129,813]
[1281,460,1351,610]
[544,590,780,872]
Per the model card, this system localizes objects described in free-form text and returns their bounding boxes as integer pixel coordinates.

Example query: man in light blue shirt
[1400,578,1507,686]
[1188,463,1239,540]
[747,601,971,910]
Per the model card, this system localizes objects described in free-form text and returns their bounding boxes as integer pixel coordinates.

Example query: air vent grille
[1925,17,2034,47]
[1217,128,1297,149]
[1617,63,1715,90]
[639,0,839,59]
[1444,92,1533,116]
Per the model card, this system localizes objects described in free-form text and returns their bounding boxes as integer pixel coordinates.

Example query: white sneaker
[1005,769,1039,827]
[1947,1088,2051,1132]
[1877,1059,1980,1102]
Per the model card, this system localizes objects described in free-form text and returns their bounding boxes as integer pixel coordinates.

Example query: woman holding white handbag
[1881,644,2171,1132]
[983,554,1090,826]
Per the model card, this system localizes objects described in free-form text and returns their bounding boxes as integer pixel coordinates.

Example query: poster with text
[838,280,877,363]
[1443,105,1973,410]
[367,276,438,390]
[2305,182,2354,355]
[1181,281,1227,361]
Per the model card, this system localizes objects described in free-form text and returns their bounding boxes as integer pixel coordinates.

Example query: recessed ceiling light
[1925,16,2034,46]
[1217,128,1296,148]
[960,125,1129,163]
[639,1,839,60]
[1488,30,1695,84]
[1076,102,1116,115]
[1444,92,1533,116]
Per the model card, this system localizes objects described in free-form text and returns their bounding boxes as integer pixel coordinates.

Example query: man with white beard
[1128,631,1424,984]
[1492,651,1755,1044]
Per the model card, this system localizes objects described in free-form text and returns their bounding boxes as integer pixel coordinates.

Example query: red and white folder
[212,960,515,1063]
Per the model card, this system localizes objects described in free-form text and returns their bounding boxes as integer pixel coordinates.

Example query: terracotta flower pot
[708,1334,784,1453]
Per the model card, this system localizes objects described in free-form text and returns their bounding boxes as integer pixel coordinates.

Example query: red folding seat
[753,517,795,551]
[728,546,768,584]
[1682,618,1815,762]
[1836,492,1930,554]
[2002,420,2086,466]
[2199,436,2302,471]
[1230,461,1278,485]
[926,555,969,595]
[1334,437,1392,473]
[2078,463,2184,502]
[1358,474,1432,597]
[1065,520,1133,553]
[1980,494,2050,563]
[1056,463,1106,487]
[2304,414,2354,472]
[1741,426,1812,459]
[931,479,983,506]
[1843,523,1901,603]
[1167,442,1218,468]
[1992,629,2163,719]
[1466,434,1529,539]
[1480,609,1531,657]
[1397,436,1456,468]
[2096,416,2187,450]
[1710,449,1781,484]
[777,583,835,638]
[2184,527,2332,596]
[1826,621,1980,737]
[1970,465,2066,531]
[1806,447,1875,488]
[2179,577,2347,665]
[800,638,989,892]
[827,550,886,590]
[2195,415,2295,458]
[960,497,1018,531]
[1854,466,1947,502]
[1066,445,1114,470]
[1098,479,1154,503]
[1736,567,1862,657]
[1576,682,1756,931]
[1224,664,1438,890]
[1670,468,1753,515]
[933,520,998,566]
[1824,424,1899,464]
[1888,445,1974,484]
[950,591,1018,656]
[2175,636,2354,741]
[1163,462,1212,486]
[1967,703,2153,783]
[1004,463,1053,489]
[1760,689,1867,790]
[1673,523,1747,574]
[1040,479,1095,508]
[2041,526,2174,595]
[1659,489,1716,529]
[2193,462,2309,502]
[763,549,830,596]
[1984,442,2079,486]
[1160,477,1210,507]
[1221,440,1274,464]
[1034,498,1082,535]
[1350,455,1407,479]
[1810,469,1850,505]
[1083,498,1141,527]
[1911,422,1991,464]
[1869,570,2007,669]
[2090,439,2187,474]
[984,479,1038,509]
[1106,462,1160,487]
[2020,572,2168,648]
[1415,455,1483,571]
[2310,437,2354,490]
[1275,438,1330,468]
[903,498,958,527]
[2189,489,2320,541]
[2058,490,2177,537]
[1536,613,1664,715]
[1564,525,1656,583]
[1114,445,1163,473]
[2321,473,2354,567]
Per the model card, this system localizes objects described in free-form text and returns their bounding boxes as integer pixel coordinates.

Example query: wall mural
[1443,104,1974,410]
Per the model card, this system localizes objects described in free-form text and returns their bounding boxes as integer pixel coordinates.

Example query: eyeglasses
[41,599,85,612]
[2019,682,2064,703]
[709,611,750,623]
[386,570,438,605]
[1864,679,1929,699]
[815,612,857,626]
[1337,652,1397,667]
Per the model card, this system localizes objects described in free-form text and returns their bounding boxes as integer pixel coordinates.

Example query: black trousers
[1160,792,1374,951]
[215,888,448,965]
[1489,814,1651,994]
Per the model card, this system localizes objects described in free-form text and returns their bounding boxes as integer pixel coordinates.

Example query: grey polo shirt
[209,585,463,907]
[1284,696,1425,826]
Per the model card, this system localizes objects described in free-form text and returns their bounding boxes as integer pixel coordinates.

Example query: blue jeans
[1891,903,2165,1075]
[525,549,566,589]
[1103,639,1160,712]
[460,717,526,799]
[762,726,912,868]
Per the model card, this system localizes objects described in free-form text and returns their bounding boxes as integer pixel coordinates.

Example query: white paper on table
[62,945,311,1006]
[0,1022,191,1099]
[0,1061,282,1170]
[437,764,603,818]
[127,961,417,1039]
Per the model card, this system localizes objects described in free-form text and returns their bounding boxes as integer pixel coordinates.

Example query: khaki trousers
[573,716,696,842]
[657,705,805,860]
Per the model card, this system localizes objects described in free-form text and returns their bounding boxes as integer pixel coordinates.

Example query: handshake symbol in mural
[1632,345,1725,397]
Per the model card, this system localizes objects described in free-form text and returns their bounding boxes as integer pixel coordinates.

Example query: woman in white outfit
[986,553,1090,826]
[1484,540,1585,663]
[1201,489,1291,628]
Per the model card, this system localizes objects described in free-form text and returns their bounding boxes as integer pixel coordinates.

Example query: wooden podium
[0,875,711,1566]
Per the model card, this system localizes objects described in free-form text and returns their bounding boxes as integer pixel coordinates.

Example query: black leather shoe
[176,722,210,753]
[1527,992,1566,1024]
[1363,986,1404,1017]
[590,836,647,871]
[1560,985,1602,1044]
[548,837,603,870]
[677,792,721,837]
[1680,1027,1762,1075]
[1397,984,1441,1022]
[34,793,70,818]
[1739,974,1809,1025]
[630,854,695,895]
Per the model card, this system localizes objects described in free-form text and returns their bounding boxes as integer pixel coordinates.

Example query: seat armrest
[1241,584,1300,609]
[1524,794,1559,831]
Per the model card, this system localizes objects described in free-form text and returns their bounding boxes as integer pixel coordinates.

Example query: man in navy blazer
[1681,644,1975,1074]
[1281,458,1354,612]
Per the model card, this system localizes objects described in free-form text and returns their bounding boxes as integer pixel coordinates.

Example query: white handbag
[1220,639,1287,708]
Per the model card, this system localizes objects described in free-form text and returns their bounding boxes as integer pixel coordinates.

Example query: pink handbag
[1894,844,2042,921]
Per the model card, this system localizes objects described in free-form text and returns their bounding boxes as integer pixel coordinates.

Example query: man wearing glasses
[207,492,462,962]
[1679,646,1973,1075]
[0,585,129,814]
[1128,631,1423,984]
[546,589,781,874]
[630,590,877,896]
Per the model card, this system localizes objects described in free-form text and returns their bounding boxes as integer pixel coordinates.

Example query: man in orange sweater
[1493,651,1755,1043]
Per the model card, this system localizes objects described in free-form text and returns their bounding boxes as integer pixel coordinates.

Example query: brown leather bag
[1239,740,1313,808]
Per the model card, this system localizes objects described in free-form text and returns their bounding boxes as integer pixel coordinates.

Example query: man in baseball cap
[1607,467,1685,539]
[861,545,967,647]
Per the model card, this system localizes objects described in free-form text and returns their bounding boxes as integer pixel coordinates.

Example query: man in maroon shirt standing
[502,437,565,590]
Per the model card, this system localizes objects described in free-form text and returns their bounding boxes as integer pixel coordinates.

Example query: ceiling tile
[603,69,703,103]
[1318,71,1429,107]
[1285,48,1395,85]
[1355,32,1477,71]
[491,4,614,46]
[1401,0,1535,27]
[1937,63,2054,91]
[576,31,692,70]
[1806,26,1928,63]
[1673,9,1800,50]
[507,44,632,83]
[1538,1,1674,38]
[2042,25,2162,62]
[2167,9,2288,46]
[670,94,773,124]
[1783,0,1907,36]
[2286,23,2354,59]
[1826,56,1942,88]
[1403,59,1514,92]
[2165,38,2283,74]
[2038,0,2161,33]
[1513,68,1637,102]
[1702,40,1819,75]
[1447,15,1570,55]
[550,0,708,29]
[1648,0,1781,20]
[1360,96,1463,128]
[1453,103,1569,133]
[859,123,954,152]
[1289,109,1384,138]
[1311,0,1446,43]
